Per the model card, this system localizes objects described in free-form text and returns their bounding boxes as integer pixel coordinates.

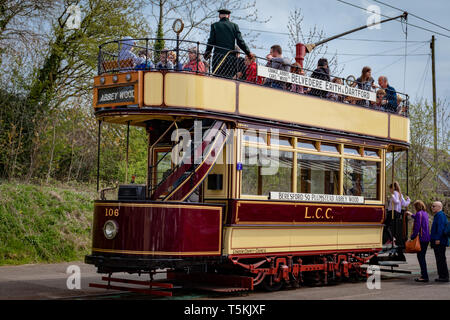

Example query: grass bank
[0,182,96,265]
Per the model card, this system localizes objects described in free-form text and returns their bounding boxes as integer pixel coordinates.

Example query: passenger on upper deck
[355,66,375,107]
[232,45,246,79]
[290,63,305,94]
[168,51,183,71]
[204,9,254,78]
[309,58,330,98]
[118,37,145,69]
[374,89,387,110]
[243,54,258,83]
[156,49,174,70]
[135,49,155,70]
[327,77,345,102]
[378,76,398,113]
[183,47,206,73]
[264,45,290,89]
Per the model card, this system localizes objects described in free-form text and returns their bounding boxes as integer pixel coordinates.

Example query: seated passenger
[233,45,246,79]
[378,76,398,113]
[355,66,375,107]
[265,45,290,89]
[309,58,330,98]
[183,47,206,73]
[135,49,155,70]
[242,54,257,83]
[290,63,305,94]
[374,89,387,110]
[327,77,344,102]
[118,37,145,70]
[168,51,183,71]
[156,49,174,70]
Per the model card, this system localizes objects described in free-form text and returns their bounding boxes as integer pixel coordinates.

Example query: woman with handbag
[407,200,430,282]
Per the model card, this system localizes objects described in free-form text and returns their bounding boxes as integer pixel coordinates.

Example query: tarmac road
[0,249,449,300]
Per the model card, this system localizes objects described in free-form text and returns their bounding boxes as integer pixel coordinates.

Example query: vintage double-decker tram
[85,34,410,294]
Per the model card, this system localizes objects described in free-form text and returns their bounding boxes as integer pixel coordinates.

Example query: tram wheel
[262,276,284,292]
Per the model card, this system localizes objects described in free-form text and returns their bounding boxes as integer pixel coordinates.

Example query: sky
[235,0,450,108]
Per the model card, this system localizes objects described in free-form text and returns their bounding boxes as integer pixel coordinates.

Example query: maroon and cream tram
[85,35,411,293]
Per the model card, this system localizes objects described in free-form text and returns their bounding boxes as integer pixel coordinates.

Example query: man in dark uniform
[204,9,254,78]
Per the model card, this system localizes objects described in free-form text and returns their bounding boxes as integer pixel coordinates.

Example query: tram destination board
[96,85,135,105]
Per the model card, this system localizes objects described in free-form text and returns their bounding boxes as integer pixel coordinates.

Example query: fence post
[145,38,149,70]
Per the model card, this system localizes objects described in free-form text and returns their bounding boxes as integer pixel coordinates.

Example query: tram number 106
[104,208,119,217]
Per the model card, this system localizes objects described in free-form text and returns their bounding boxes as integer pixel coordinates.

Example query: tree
[406,99,449,210]
[287,8,343,76]
[145,0,270,43]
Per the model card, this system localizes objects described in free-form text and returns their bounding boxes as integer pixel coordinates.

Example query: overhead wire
[372,42,429,74]
[372,0,450,33]
[335,0,450,39]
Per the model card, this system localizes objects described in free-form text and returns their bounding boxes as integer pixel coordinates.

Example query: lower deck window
[344,159,380,200]
[297,153,340,195]
[242,146,293,195]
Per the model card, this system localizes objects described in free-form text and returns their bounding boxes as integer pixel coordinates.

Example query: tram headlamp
[103,220,118,240]
[126,73,131,81]
[112,75,118,83]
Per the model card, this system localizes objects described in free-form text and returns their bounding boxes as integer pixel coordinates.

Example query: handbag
[405,213,422,253]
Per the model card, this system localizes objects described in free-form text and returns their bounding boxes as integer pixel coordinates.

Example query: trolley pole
[430,35,438,176]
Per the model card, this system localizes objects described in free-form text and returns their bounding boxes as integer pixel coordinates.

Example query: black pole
[126,121,130,183]
[97,120,102,192]
[145,38,149,70]
[176,33,180,70]
[196,41,200,73]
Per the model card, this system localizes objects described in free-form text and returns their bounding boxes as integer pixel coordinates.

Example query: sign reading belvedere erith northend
[270,192,364,204]
[258,65,376,102]
[97,85,135,105]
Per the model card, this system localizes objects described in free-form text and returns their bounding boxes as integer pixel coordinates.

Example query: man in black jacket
[204,9,254,78]
[309,58,331,98]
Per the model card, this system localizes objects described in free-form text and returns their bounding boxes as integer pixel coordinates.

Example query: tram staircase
[150,120,229,201]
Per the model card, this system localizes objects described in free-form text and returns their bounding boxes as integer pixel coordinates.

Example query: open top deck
[93,38,410,149]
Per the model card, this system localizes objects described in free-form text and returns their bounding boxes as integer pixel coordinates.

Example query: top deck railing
[98,38,409,117]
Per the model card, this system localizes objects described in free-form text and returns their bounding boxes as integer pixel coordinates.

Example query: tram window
[320,143,339,153]
[297,153,340,195]
[243,131,267,144]
[364,148,380,158]
[343,159,380,200]
[155,150,172,185]
[344,146,360,156]
[241,146,293,195]
[271,136,292,147]
[297,139,317,150]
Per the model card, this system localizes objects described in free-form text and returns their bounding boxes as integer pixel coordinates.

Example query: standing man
[377,76,398,113]
[430,201,449,282]
[204,9,254,78]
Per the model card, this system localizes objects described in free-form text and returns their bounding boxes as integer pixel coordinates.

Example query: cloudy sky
[235,0,450,107]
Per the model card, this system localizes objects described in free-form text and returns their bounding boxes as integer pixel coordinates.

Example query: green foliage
[0,182,95,265]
